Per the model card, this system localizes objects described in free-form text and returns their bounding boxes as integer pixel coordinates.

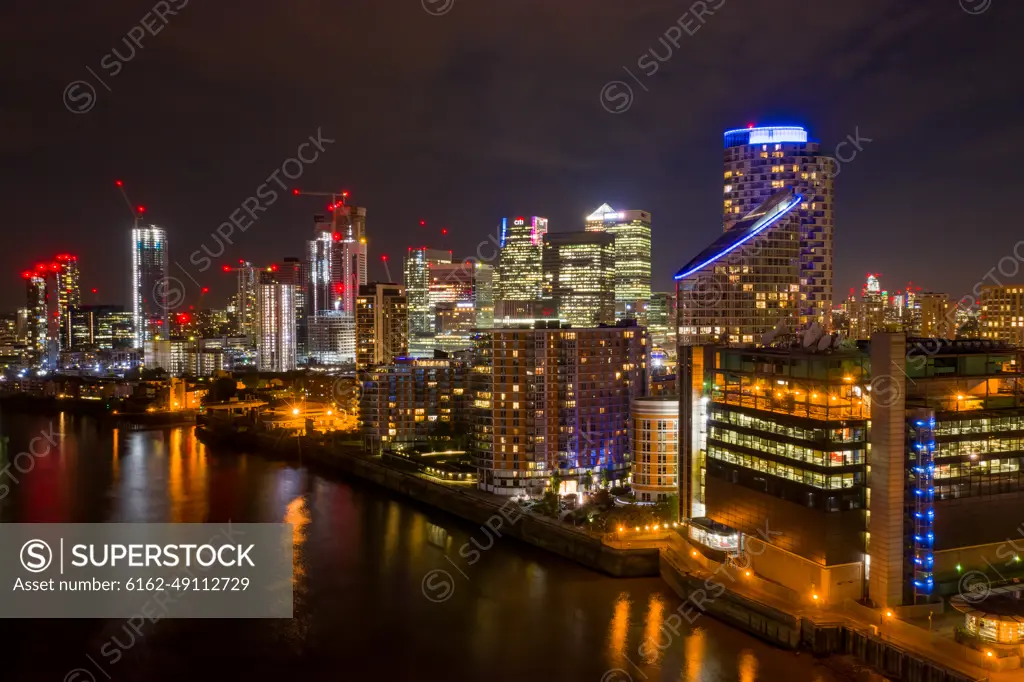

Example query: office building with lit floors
[630,397,679,503]
[541,231,616,327]
[472,320,648,497]
[679,332,1024,608]
[723,125,835,326]
[355,283,407,370]
[585,204,652,318]
[495,216,548,323]
[675,188,803,346]
[979,284,1024,345]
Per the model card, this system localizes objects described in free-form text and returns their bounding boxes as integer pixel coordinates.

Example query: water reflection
[0,415,841,682]
[641,593,665,665]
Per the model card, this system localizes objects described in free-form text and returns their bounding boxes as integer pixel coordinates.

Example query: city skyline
[4,5,1021,314]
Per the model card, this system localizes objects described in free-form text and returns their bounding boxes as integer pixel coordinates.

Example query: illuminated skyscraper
[234,261,259,338]
[722,125,835,326]
[53,254,81,351]
[404,247,452,335]
[306,205,368,317]
[355,283,407,370]
[23,271,48,364]
[256,270,296,372]
[541,231,615,327]
[336,205,368,317]
[584,205,652,313]
[495,216,548,321]
[131,225,169,348]
[278,257,309,361]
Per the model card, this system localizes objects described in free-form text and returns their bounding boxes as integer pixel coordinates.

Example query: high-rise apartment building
[131,225,169,348]
[722,126,835,326]
[541,231,615,327]
[355,283,407,370]
[979,285,1024,346]
[53,254,81,351]
[230,261,259,338]
[404,247,452,335]
[495,216,548,322]
[473,320,648,496]
[256,270,297,372]
[23,271,48,364]
[584,204,652,314]
[278,257,309,362]
[675,188,803,346]
[360,357,470,453]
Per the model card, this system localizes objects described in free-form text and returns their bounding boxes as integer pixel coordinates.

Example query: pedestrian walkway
[665,543,1013,681]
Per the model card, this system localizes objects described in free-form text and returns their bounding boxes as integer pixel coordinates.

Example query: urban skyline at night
[4,3,1024,681]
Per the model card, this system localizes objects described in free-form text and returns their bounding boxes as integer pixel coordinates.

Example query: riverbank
[195,426,660,578]
[0,397,195,428]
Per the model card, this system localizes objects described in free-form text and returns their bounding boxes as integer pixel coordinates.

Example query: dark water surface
[0,412,842,681]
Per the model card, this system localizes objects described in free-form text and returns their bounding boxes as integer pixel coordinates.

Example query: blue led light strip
[910,413,936,602]
[674,194,803,280]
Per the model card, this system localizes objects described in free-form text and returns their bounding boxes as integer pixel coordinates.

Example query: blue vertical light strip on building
[910,414,936,601]
[499,217,508,248]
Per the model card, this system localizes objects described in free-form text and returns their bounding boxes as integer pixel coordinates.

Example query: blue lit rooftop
[724,125,808,148]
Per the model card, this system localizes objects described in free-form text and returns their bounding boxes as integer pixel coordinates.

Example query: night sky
[3,0,1022,312]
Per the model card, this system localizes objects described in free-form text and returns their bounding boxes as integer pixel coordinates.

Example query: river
[0,412,844,681]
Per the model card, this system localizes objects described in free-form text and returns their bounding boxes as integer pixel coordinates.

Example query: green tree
[582,471,594,492]
[206,377,237,403]
[550,470,563,496]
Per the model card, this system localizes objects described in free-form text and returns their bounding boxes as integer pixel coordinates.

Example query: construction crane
[114,179,146,228]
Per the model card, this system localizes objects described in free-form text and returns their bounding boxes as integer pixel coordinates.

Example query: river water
[0,412,843,681]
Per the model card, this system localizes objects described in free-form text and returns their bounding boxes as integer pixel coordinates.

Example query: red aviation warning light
[381,255,388,261]
[270,264,278,272]
[441,228,448,235]
[115,180,124,187]
[419,220,426,226]
[201,287,210,294]
[292,189,301,196]
[222,265,232,273]
[176,313,192,324]
[91,288,98,294]
[332,232,341,241]
[21,271,32,279]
